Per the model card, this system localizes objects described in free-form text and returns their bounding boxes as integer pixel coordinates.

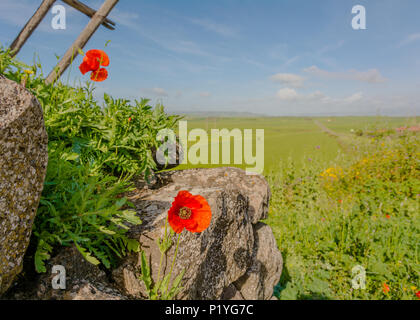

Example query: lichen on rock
[0,75,48,295]
[114,167,282,300]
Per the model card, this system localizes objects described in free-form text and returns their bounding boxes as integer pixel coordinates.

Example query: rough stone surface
[0,75,48,295]
[232,223,283,300]
[5,246,127,300]
[4,167,282,300]
[113,167,282,300]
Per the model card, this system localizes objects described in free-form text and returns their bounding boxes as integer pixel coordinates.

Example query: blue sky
[1,0,420,115]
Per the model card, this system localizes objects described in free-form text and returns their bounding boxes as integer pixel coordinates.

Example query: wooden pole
[45,0,119,85]
[61,0,116,30]
[9,0,57,57]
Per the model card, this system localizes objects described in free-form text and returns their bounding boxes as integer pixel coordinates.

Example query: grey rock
[4,167,282,300]
[221,283,245,300]
[113,167,281,300]
[0,75,48,295]
[232,223,283,300]
[6,246,127,300]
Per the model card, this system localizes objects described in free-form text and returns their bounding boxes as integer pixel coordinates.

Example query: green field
[175,116,420,300]
[316,116,419,134]
[175,116,414,172]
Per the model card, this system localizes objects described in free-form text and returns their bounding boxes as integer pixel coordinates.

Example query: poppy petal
[86,49,109,67]
[79,61,92,75]
[189,195,211,233]
[177,191,202,210]
[83,54,99,71]
[168,217,184,233]
[168,206,186,233]
[167,190,211,234]
[183,219,199,232]
[90,68,108,82]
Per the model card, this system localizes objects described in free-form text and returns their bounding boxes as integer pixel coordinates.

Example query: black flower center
[179,207,192,219]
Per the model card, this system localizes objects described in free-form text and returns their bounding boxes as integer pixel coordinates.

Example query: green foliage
[140,250,186,300]
[266,131,420,300]
[139,220,185,300]
[43,87,179,178]
[33,143,142,272]
[139,251,185,300]
[0,46,178,271]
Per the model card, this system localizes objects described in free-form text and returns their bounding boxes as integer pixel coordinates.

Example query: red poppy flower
[79,49,109,81]
[385,214,391,219]
[382,282,390,294]
[416,291,420,299]
[168,190,211,234]
[90,68,108,82]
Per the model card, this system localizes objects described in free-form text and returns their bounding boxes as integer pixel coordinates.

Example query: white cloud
[303,66,387,83]
[143,87,168,97]
[105,8,231,63]
[316,40,345,55]
[225,88,420,116]
[270,73,305,88]
[399,33,420,47]
[138,30,230,62]
[199,91,212,97]
[190,18,237,37]
[343,92,363,103]
[0,0,81,34]
[0,0,39,27]
[275,87,365,107]
[277,89,330,103]
[276,88,298,101]
[283,56,300,67]
[109,9,140,29]
[307,90,328,101]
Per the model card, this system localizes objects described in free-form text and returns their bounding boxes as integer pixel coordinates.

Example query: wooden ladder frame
[9,0,119,84]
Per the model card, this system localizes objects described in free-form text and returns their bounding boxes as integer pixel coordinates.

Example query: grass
[265,139,419,300]
[177,116,420,300]
[316,116,418,134]
[176,116,416,172]
[176,117,342,172]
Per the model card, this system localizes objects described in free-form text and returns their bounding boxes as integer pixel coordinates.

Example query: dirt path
[312,119,352,153]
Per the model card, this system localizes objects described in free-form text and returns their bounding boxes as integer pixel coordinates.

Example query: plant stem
[156,218,168,290]
[165,232,181,296]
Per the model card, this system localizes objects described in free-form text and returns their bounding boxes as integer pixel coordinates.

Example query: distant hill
[169,111,268,118]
